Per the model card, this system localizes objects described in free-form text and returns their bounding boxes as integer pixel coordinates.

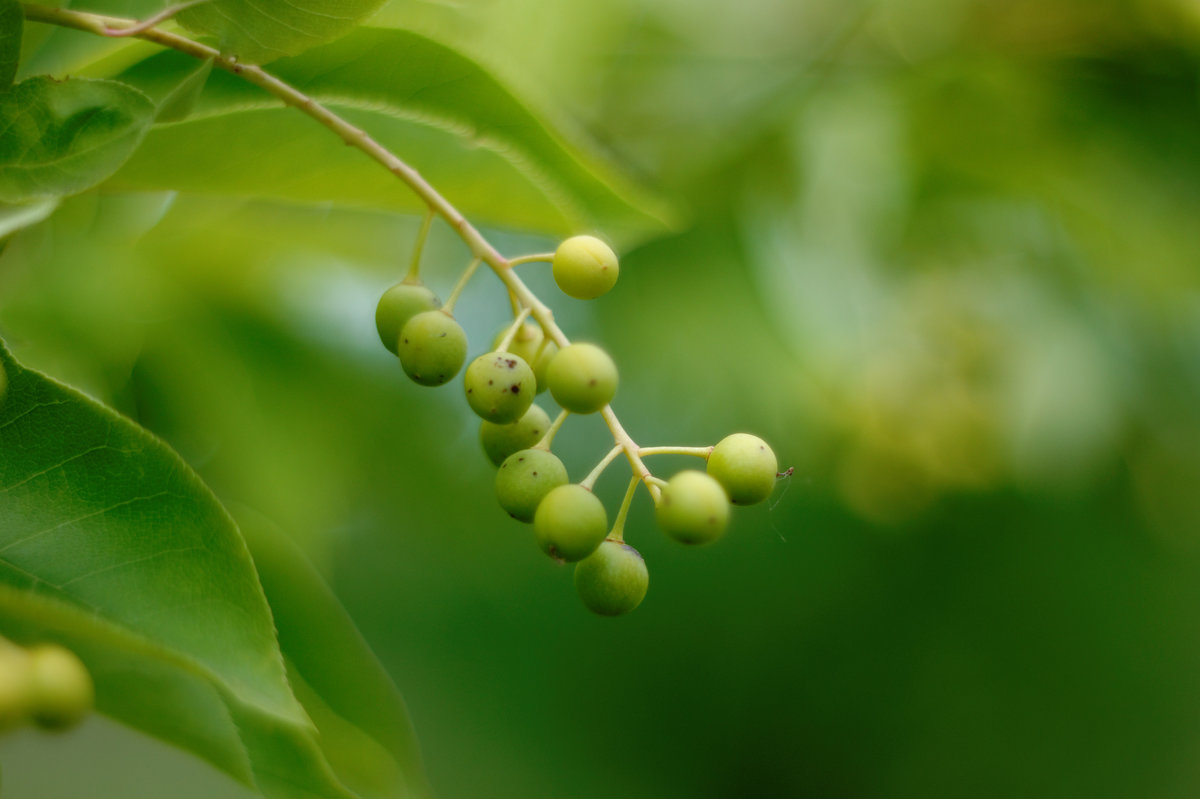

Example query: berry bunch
[376,232,781,616]
[0,639,94,734]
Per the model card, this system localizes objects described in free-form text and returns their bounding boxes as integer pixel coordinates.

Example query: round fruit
[26,644,93,731]
[495,449,568,523]
[0,647,31,733]
[708,433,778,505]
[552,235,619,300]
[546,343,618,414]
[530,339,559,395]
[656,470,730,545]
[375,281,440,354]
[574,540,649,616]
[480,404,552,467]
[493,323,558,394]
[533,484,608,562]
[397,310,467,386]
[464,352,536,424]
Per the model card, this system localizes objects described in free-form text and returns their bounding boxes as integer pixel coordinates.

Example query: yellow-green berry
[656,470,730,545]
[493,323,557,394]
[464,352,536,424]
[552,235,619,300]
[398,310,468,386]
[546,343,618,415]
[707,433,778,505]
[26,644,93,732]
[495,448,569,522]
[480,404,552,467]
[574,540,649,616]
[0,647,32,734]
[375,281,440,354]
[533,484,608,562]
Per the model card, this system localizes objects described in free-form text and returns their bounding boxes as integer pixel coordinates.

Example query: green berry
[397,310,467,386]
[495,448,569,522]
[552,235,619,300]
[574,540,649,616]
[492,323,557,394]
[375,281,440,354]
[546,343,618,414]
[0,647,32,733]
[26,644,93,732]
[480,404,552,467]
[531,339,559,395]
[707,433,778,505]
[656,470,730,545]
[464,352,536,424]
[533,484,608,562]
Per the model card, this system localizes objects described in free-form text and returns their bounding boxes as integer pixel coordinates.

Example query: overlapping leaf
[0,344,431,798]
[108,28,671,239]
[0,75,154,203]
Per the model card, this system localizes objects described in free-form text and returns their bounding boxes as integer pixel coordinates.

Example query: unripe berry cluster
[0,639,94,735]
[376,233,783,616]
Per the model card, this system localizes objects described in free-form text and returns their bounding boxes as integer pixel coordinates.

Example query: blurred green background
[5,0,1200,796]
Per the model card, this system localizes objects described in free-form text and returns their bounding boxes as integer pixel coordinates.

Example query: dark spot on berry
[505,359,517,368]
[467,388,473,394]
[510,385,520,394]
[488,380,494,385]
[438,333,446,338]
[588,379,597,386]
[532,471,538,476]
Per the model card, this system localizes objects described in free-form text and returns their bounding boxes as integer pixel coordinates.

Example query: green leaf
[108,29,671,240]
[0,341,303,724]
[0,0,21,90]
[117,48,214,122]
[177,0,387,65]
[238,511,434,799]
[0,75,154,203]
[0,343,430,798]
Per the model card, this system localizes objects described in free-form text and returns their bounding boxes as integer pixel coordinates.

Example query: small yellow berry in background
[552,235,619,300]
[27,644,94,732]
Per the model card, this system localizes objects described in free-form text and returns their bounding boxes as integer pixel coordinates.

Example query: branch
[19,3,658,490]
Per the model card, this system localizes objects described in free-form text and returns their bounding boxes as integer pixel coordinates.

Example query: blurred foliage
[4,0,1200,797]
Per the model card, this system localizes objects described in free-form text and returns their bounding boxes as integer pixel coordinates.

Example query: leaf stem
[98,0,206,37]
[20,2,656,503]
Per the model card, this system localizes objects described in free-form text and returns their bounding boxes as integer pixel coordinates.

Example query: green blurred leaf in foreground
[0,343,430,798]
[0,75,153,203]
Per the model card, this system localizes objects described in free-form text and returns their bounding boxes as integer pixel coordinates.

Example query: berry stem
[20,3,659,510]
[504,253,554,269]
[580,445,623,491]
[404,209,436,283]
[441,258,481,313]
[600,406,660,502]
[535,409,570,451]
[608,476,640,543]
[637,445,714,459]
[495,308,532,352]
